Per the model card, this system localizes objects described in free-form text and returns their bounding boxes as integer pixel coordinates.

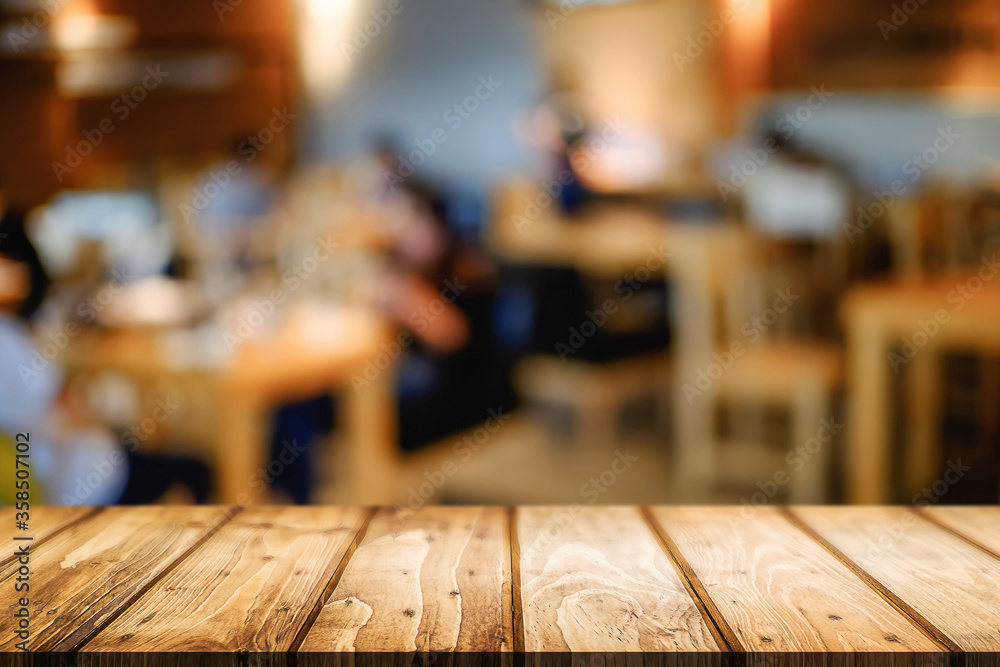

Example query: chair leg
[905,349,941,497]
[674,376,717,487]
[577,396,619,456]
[977,355,1000,468]
[789,388,830,504]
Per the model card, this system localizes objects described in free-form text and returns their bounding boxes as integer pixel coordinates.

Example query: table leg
[341,364,399,506]
[905,348,941,497]
[671,280,717,492]
[217,391,267,505]
[789,386,829,504]
[847,321,891,504]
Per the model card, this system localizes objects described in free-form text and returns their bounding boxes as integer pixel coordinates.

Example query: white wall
[298,0,547,193]
[748,92,1000,189]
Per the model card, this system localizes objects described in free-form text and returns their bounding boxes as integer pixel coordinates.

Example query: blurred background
[1,0,999,508]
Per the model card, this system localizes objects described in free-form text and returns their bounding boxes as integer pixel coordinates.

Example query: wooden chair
[492,180,672,452]
[667,224,842,503]
[513,352,670,452]
[887,182,1000,497]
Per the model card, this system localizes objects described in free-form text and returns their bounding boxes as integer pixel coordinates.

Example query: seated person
[0,184,209,505]
[266,149,499,503]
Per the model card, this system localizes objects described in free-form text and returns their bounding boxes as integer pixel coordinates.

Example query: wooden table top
[61,303,392,398]
[3,506,1000,662]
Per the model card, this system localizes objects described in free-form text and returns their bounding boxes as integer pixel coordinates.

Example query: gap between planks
[58,505,243,652]
[779,506,959,653]
[639,507,744,652]
[913,506,1000,564]
[508,506,524,653]
[45,505,988,655]
[288,507,376,652]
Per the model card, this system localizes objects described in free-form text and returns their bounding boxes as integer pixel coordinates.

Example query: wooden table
[3,505,1000,663]
[61,303,400,505]
[842,274,1000,504]
[491,202,676,280]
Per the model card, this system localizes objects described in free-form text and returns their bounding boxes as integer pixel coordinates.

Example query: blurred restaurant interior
[1,0,999,508]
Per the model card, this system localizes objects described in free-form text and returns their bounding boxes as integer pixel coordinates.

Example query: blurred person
[265,142,500,503]
[368,137,501,446]
[191,135,275,226]
[739,119,894,338]
[0,182,209,505]
[513,88,593,216]
[183,135,278,294]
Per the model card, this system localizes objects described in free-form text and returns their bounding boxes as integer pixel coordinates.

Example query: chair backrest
[666,223,764,367]
[888,181,1000,279]
[667,221,848,366]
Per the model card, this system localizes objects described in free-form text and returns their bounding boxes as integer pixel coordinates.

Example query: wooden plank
[0,506,97,557]
[650,507,943,652]
[85,507,365,652]
[793,506,1000,651]
[516,506,720,652]
[299,506,512,652]
[920,506,1000,559]
[0,506,234,652]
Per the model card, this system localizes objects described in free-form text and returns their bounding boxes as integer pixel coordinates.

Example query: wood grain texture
[650,507,942,652]
[300,506,512,652]
[85,507,364,652]
[516,506,719,652]
[0,506,234,651]
[920,506,1000,558]
[793,506,1000,651]
[0,506,97,558]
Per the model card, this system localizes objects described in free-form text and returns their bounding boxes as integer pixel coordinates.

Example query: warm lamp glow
[52,13,136,51]
[297,0,360,98]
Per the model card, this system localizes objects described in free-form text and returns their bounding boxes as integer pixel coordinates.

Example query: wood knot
[403,609,415,617]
